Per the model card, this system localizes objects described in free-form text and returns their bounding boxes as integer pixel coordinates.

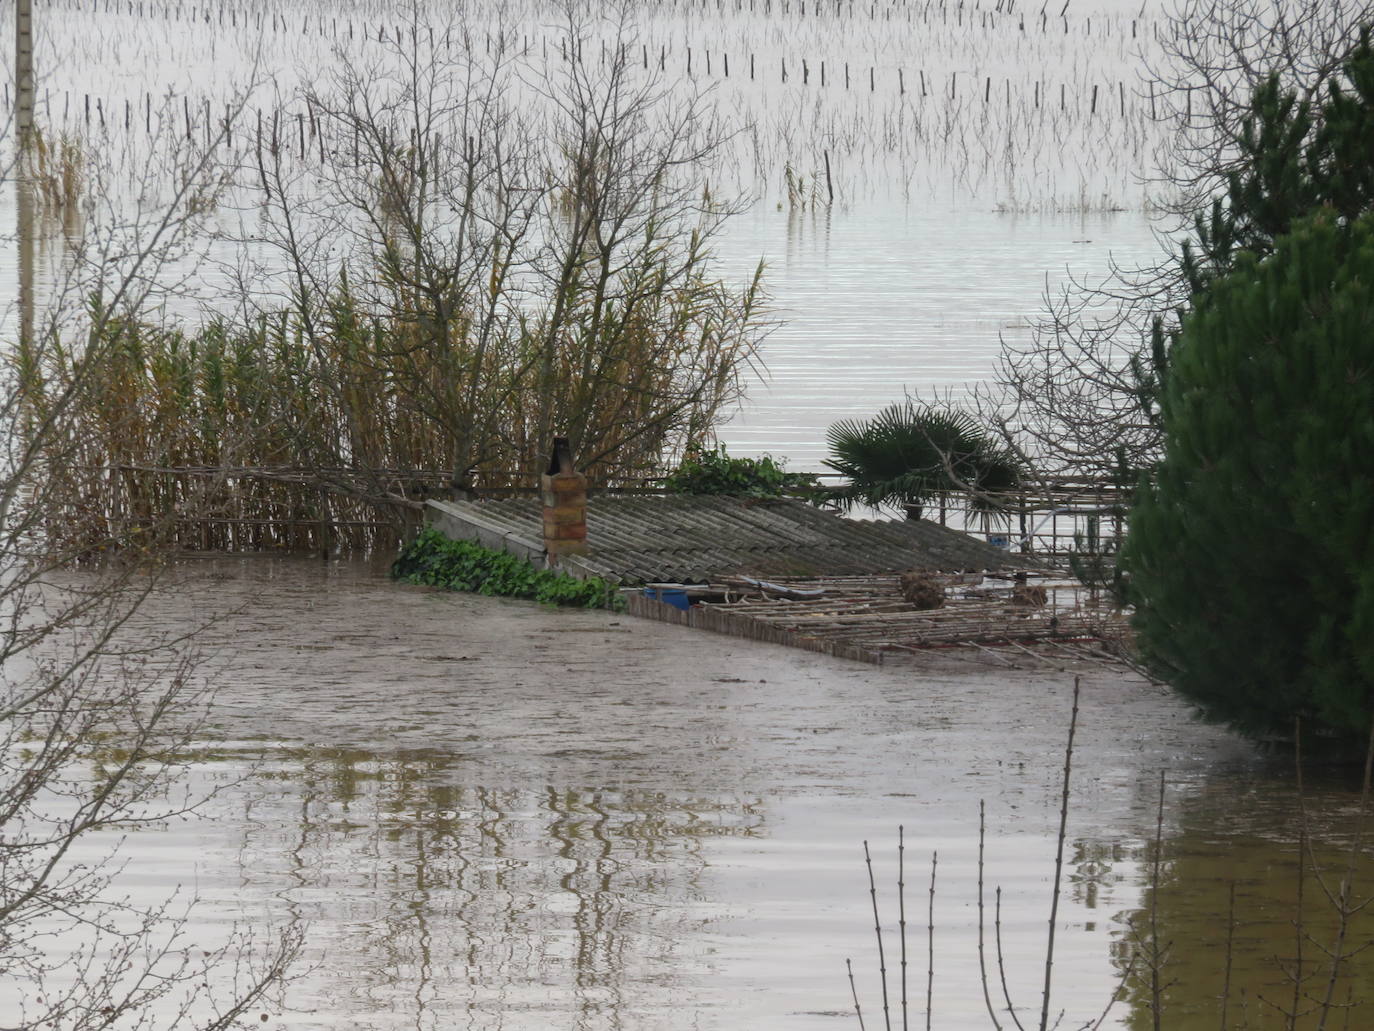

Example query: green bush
[392,529,624,610]
[1122,211,1374,746]
[662,444,818,498]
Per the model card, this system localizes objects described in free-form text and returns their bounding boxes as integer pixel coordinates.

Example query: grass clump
[392,528,624,611]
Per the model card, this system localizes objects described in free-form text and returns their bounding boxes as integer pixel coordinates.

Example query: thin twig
[979,800,1006,1031]
[996,888,1027,1031]
[1149,769,1166,1031]
[1293,720,1308,1027]
[899,826,908,1031]
[927,850,937,1031]
[1221,881,1237,1031]
[1088,946,1138,1031]
[848,957,867,1031]
[1039,676,1081,1031]
[865,839,893,1031]
[1316,718,1374,1029]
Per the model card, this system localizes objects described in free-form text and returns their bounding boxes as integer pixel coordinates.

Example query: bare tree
[243,0,765,495]
[976,0,1374,481]
[1147,0,1374,217]
[2,86,302,1028]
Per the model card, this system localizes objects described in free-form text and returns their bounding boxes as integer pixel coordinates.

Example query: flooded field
[13,557,1370,1030]
[712,202,1162,466]
[7,0,1373,1025]
[0,0,1176,472]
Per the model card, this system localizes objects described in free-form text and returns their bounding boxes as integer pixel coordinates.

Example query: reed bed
[7,0,1174,555]
[8,2,773,555]
[20,245,761,553]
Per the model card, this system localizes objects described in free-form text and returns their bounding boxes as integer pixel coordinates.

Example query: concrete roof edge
[425,499,545,566]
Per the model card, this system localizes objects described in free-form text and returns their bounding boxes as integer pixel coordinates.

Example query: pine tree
[1143,29,1374,406]
[1123,211,1374,746]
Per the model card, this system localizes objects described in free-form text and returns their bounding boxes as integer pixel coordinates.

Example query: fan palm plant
[823,402,1023,519]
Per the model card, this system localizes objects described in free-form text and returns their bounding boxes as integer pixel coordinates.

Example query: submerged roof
[427,494,1034,584]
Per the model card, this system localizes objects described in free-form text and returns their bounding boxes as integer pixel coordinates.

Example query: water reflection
[1068,838,1131,921]
[38,558,1311,1029]
[223,747,765,1029]
[1115,765,1374,1030]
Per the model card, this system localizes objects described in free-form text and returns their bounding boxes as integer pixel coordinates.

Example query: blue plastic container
[643,587,691,611]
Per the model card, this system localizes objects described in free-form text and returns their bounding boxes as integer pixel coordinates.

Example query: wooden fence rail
[66,465,1128,561]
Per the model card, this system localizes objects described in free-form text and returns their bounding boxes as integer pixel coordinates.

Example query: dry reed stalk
[1037,675,1080,1030]
[864,839,893,1031]
[898,826,908,1029]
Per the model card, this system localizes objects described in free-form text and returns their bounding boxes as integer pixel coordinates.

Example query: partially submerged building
[421,455,1127,665]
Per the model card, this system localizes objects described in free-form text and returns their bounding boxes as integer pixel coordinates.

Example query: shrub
[662,444,819,498]
[822,401,1022,515]
[392,529,624,611]
[1122,211,1374,746]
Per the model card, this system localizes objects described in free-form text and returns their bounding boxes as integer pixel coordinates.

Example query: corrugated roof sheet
[428,495,1035,583]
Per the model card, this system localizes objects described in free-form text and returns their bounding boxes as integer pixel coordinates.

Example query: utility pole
[15,0,33,141]
[15,0,36,356]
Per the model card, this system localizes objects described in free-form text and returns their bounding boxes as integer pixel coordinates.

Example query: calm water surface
[712,202,1164,466]
[34,558,1372,1030]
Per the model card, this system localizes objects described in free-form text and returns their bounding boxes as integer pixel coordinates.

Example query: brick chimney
[541,437,588,562]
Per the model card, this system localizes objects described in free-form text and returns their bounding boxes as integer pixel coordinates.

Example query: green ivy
[391,528,625,610]
[662,444,819,498]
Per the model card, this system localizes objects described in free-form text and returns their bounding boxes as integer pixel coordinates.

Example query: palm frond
[822,401,1024,515]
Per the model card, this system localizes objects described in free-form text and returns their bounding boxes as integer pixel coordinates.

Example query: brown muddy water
[33,558,1374,1029]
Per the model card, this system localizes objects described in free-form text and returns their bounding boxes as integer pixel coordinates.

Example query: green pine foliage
[1189,29,1374,289]
[1138,30,1374,423]
[1123,211,1374,745]
[392,529,624,610]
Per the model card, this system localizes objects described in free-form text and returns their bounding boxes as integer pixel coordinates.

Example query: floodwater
[8,0,1374,1024]
[0,0,1174,474]
[712,202,1163,467]
[31,557,1374,1030]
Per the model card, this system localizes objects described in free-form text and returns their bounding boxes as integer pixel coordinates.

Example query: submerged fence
[68,464,1126,563]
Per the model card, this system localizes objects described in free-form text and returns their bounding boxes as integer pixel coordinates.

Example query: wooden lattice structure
[626,572,1131,666]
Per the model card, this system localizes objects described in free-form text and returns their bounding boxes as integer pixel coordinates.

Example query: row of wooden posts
[10,65,1158,158]
[67,0,1158,34]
